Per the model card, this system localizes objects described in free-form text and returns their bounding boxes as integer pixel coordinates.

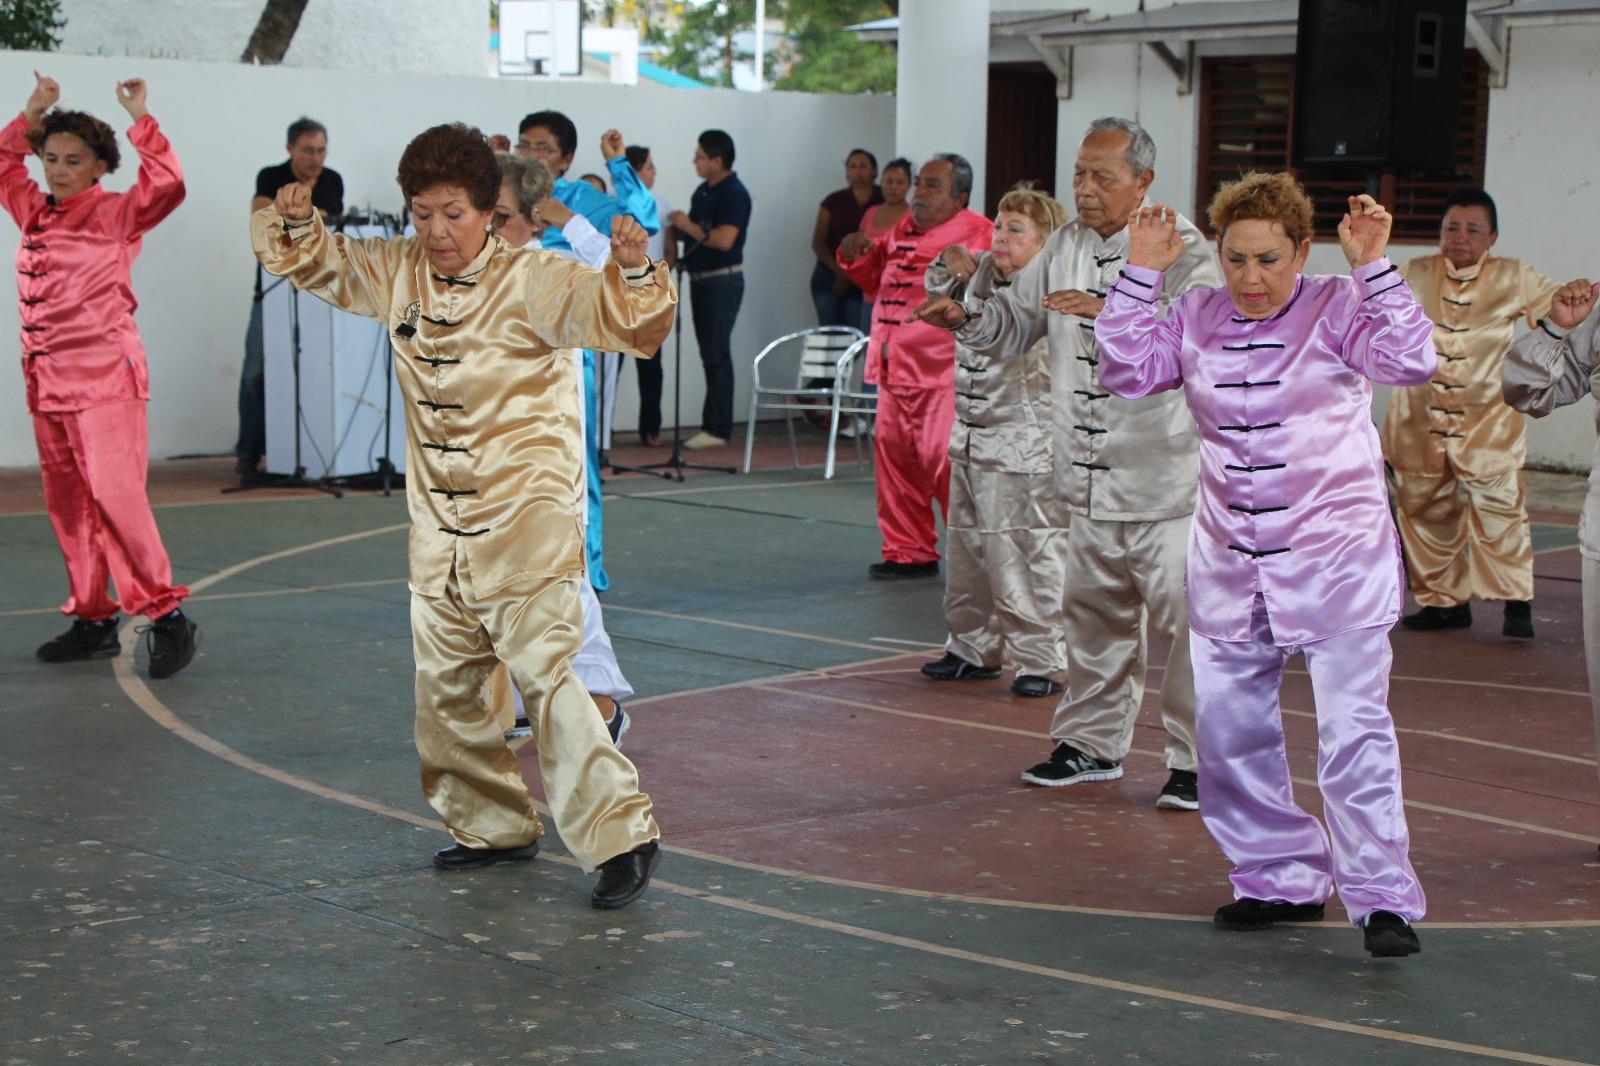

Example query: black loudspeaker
[1292,0,1466,171]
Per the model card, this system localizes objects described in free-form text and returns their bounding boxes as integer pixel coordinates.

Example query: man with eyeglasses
[514,111,659,591]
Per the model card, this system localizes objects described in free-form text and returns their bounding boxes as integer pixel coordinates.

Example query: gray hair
[930,152,974,202]
[1085,117,1156,177]
[495,151,554,218]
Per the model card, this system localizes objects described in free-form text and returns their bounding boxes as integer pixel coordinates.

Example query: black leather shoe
[591,840,661,909]
[1400,603,1472,631]
[921,652,1002,681]
[1214,897,1326,931]
[1363,910,1421,957]
[432,840,540,870]
[1503,600,1534,639]
[36,617,121,663]
[868,560,939,580]
[1011,675,1062,698]
[142,611,198,680]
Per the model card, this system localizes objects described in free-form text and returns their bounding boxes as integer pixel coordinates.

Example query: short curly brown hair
[396,123,499,211]
[1208,171,1315,247]
[27,109,120,173]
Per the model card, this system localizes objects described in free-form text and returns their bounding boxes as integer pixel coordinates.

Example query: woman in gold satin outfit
[251,123,675,909]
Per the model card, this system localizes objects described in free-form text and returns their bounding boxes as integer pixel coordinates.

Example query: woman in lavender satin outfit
[1094,172,1435,958]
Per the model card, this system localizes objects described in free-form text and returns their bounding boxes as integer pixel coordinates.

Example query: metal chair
[742,326,875,479]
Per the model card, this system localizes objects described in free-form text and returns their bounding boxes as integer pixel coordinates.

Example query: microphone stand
[637,243,737,480]
[225,267,341,498]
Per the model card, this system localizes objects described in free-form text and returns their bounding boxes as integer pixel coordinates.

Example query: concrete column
[895,0,991,213]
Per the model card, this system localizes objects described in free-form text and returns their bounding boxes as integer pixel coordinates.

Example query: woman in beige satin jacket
[252,123,675,910]
[920,183,1071,698]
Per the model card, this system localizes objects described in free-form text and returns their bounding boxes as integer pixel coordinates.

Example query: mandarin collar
[1443,251,1489,284]
[433,234,501,284]
[45,182,105,210]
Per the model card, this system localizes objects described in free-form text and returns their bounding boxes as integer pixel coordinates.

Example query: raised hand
[115,78,149,120]
[532,197,574,229]
[610,214,648,269]
[25,70,59,123]
[911,295,968,329]
[1338,193,1391,268]
[487,133,511,152]
[1549,278,1600,330]
[274,182,313,222]
[838,231,873,262]
[600,129,625,161]
[1042,290,1105,319]
[1125,205,1183,272]
[940,244,979,284]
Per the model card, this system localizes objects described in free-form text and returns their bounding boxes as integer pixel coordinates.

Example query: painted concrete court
[2,446,1596,1065]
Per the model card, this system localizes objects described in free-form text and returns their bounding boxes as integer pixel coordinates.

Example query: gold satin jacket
[250,208,675,597]
[1381,253,1555,478]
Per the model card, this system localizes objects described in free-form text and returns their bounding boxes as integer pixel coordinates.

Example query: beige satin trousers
[1045,514,1198,771]
[943,462,1070,680]
[1393,468,1533,605]
[412,550,658,870]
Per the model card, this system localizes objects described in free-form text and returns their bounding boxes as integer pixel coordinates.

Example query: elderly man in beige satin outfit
[1503,276,1600,812]
[1381,188,1555,639]
[253,122,671,909]
[920,184,1070,699]
[917,118,1221,809]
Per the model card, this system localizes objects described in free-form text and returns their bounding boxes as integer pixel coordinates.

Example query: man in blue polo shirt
[515,111,659,590]
[669,129,751,450]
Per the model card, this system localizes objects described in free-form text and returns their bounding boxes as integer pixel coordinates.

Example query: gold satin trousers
[411,551,659,870]
[1393,467,1533,606]
[942,462,1070,680]
[1046,514,1198,771]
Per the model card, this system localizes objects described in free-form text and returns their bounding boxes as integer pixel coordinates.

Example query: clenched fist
[275,182,313,222]
[115,78,149,120]
[600,129,626,161]
[838,231,873,262]
[912,296,967,329]
[610,214,649,270]
[1549,278,1600,330]
[25,70,59,124]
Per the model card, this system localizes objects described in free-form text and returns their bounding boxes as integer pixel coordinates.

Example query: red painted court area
[525,546,1598,927]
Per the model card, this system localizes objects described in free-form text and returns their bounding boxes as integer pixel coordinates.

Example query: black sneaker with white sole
[1020,741,1122,787]
[1155,768,1199,810]
[504,715,532,741]
[607,705,631,748]
[921,652,1002,681]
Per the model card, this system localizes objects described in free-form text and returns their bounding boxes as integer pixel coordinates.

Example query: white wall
[1045,12,1600,472]
[56,0,487,77]
[0,51,896,467]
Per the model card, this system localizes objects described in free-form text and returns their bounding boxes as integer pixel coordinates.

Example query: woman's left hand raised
[611,214,649,270]
[115,78,148,120]
[1338,193,1391,269]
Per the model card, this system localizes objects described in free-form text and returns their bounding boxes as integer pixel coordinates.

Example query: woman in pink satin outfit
[1094,172,1434,958]
[1,72,196,680]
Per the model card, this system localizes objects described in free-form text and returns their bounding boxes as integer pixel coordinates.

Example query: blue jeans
[810,263,867,333]
[234,298,265,464]
[689,272,744,440]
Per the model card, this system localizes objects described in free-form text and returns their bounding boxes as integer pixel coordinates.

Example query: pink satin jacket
[838,207,992,389]
[1,112,185,414]
[1096,259,1437,645]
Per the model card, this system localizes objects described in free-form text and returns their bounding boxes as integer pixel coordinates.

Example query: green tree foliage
[654,0,753,88]
[651,0,895,94]
[775,0,895,95]
[0,0,65,52]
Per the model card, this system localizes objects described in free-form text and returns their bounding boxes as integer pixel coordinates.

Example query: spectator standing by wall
[810,148,882,334]
[670,129,751,451]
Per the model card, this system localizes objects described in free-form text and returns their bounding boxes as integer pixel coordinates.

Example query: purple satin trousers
[1189,595,1425,927]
